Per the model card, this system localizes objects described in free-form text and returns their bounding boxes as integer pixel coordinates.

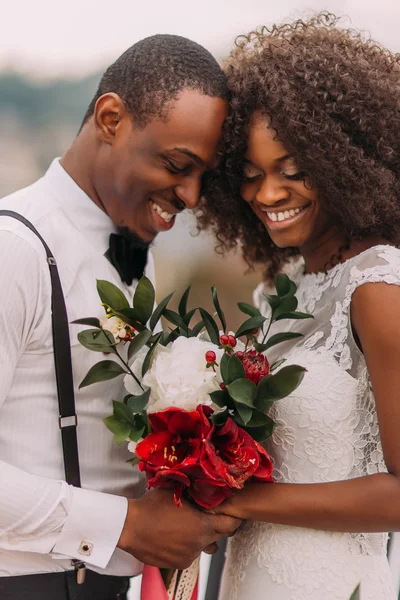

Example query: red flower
[237,349,270,385]
[135,405,274,509]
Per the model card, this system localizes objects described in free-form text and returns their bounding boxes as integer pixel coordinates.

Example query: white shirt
[0,159,156,577]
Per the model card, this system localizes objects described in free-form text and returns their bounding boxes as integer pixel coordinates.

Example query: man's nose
[255,177,290,207]
[174,176,202,210]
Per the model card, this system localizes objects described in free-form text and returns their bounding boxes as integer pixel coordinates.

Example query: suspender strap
[0,210,81,487]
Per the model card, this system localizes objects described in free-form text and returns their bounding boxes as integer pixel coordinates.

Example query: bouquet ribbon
[141,559,199,600]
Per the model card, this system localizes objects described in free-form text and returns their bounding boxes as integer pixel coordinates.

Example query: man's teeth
[151,201,174,224]
[267,207,303,223]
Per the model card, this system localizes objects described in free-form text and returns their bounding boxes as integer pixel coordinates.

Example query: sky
[1,0,399,79]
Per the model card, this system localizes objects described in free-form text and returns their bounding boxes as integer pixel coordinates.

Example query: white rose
[100,316,127,343]
[126,337,224,413]
[127,440,140,453]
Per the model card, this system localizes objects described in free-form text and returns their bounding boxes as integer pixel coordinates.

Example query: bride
[200,13,400,600]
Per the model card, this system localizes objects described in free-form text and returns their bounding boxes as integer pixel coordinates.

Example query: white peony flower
[125,336,224,413]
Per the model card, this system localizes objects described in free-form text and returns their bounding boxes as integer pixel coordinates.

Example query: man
[0,34,239,599]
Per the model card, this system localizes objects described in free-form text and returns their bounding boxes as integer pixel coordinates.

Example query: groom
[0,35,239,599]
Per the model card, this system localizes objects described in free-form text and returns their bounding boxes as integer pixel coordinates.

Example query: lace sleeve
[343,245,400,313]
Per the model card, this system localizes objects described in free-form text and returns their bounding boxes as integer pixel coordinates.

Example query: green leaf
[273,295,298,319]
[234,402,252,425]
[234,410,275,429]
[72,317,101,328]
[253,341,269,353]
[237,302,261,318]
[113,400,135,424]
[349,584,360,600]
[133,276,155,324]
[178,286,191,317]
[211,286,227,333]
[264,331,303,350]
[190,319,205,337]
[235,315,266,338]
[270,358,286,372]
[77,329,117,353]
[149,292,174,331]
[255,364,307,411]
[79,360,127,388]
[182,307,198,327]
[264,294,281,311]
[242,421,275,443]
[126,455,141,466]
[220,353,245,385]
[211,409,230,426]
[274,311,313,321]
[103,416,131,444]
[127,389,150,413]
[274,273,292,297]
[227,378,256,407]
[199,309,220,345]
[209,389,230,408]
[128,426,146,442]
[165,328,180,344]
[97,280,130,310]
[245,410,275,428]
[127,329,152,361]
[142,332,162,377]
[163,309,188,331]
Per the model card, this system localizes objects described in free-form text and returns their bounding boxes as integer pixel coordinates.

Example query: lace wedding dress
[219,245,400,600]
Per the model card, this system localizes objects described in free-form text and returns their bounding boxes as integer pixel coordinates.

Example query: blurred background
[1,1,399,597]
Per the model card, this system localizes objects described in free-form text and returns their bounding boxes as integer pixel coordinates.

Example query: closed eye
[243,163,262,182]
[282,171,307,181]
[164,159,191,175]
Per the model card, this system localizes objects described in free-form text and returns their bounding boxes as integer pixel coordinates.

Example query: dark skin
[61,91,241,568]
[61,89,228,243]
[213,112,400,535]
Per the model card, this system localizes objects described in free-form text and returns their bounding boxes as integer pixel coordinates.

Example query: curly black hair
[199,13,400,280]
[81,34,228,129]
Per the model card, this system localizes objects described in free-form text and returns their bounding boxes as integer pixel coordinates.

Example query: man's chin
[117,226,153,249]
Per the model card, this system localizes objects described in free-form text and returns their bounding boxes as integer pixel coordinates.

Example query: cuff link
[78,540,93,556]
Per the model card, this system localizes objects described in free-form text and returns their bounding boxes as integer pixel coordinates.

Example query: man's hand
[117,488,241,569]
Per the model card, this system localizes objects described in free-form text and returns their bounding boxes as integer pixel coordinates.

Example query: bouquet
[75,273,311,599]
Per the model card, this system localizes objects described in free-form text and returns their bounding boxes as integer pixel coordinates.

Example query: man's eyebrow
[171,147,205,167]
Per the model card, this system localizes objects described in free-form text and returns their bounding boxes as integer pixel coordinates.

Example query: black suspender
[0,210,81,488]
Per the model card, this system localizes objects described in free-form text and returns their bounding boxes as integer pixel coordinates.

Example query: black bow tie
[106,232,149,286]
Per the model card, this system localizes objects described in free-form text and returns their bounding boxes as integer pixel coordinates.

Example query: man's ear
[93,93,127,144]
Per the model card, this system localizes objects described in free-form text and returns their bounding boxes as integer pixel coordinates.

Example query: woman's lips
[261,205,311,230]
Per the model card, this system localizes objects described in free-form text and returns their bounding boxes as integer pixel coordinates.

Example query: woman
[200,13,400,600]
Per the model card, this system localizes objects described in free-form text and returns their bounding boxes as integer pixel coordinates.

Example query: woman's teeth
[151,201,174,223]
[267,207,304,223]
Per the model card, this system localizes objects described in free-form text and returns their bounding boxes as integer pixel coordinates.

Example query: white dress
[219,245,400,600]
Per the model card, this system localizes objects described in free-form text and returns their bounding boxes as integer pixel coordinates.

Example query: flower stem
[262,316,274,344]
[114,346,145,392]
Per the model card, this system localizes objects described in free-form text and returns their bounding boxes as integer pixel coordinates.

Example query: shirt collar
[43,158,117,255]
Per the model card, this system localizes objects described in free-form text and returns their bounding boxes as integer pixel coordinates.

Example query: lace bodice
[220,245,400,600]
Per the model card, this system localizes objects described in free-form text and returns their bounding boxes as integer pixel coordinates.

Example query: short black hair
[81,34,227,128]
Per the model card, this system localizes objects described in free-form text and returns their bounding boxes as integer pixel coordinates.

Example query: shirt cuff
[52,487,128,570]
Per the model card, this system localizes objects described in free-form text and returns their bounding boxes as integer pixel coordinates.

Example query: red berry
[220,334,230,346]
[220,383,226,390]
[228,335,237,348]
[205,350,217,363]
[236,351,244,360]
[252,329,259,336]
